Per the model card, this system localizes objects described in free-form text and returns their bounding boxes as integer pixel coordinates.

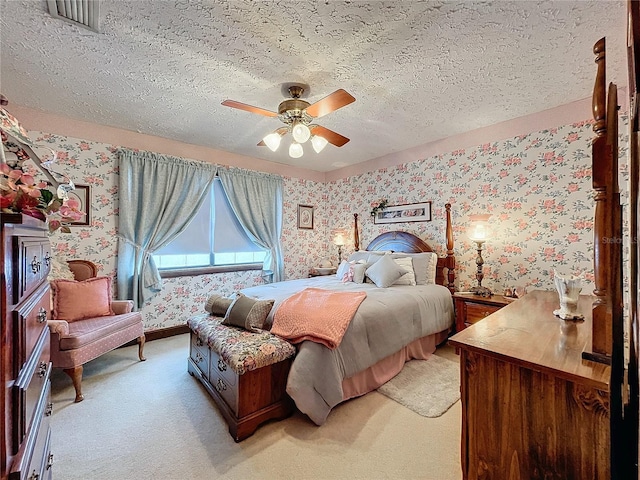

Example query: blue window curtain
[116,149,217,308]
[218,167,284,283]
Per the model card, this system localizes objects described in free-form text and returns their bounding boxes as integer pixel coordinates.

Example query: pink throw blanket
[271,288,367,350]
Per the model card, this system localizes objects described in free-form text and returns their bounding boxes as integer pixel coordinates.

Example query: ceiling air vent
[47,0,101,33]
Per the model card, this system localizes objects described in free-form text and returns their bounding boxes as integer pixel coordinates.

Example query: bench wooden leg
[138,334,146,361]
[63,366,84,403]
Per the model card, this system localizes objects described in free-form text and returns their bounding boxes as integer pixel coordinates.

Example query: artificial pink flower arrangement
[0,163,85,233]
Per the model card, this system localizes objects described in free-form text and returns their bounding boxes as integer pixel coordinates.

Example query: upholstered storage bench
[187,313,296,441]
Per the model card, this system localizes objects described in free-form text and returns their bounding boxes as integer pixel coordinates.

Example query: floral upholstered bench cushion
[187,313,296,376]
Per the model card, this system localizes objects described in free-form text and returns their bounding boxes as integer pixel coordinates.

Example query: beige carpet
[377,356,460,417]
[50,334,462,480]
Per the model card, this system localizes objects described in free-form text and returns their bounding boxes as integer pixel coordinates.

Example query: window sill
[159,263,262,278]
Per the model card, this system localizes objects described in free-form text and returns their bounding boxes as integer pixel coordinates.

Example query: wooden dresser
[449,290,610,479]
[2,214,54,480]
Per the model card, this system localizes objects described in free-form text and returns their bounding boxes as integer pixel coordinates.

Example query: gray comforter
[242,277,454,425]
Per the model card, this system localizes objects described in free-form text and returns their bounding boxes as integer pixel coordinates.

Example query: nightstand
[453,292,514,332]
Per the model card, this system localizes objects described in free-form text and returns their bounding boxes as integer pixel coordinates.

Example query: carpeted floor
[50,334,462,480]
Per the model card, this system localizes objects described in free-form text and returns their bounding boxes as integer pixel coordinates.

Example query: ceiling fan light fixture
[291,122,311,143]
[263,132,282,152]
[311,135,329,153]
[289,142,304,158]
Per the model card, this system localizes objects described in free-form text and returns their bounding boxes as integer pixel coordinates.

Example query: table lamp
[468,214,492,297]
[333,230,346,264]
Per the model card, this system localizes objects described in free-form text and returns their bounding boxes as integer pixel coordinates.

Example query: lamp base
[470,285,493,298]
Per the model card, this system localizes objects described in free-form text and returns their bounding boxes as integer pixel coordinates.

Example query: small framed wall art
[68,184,91,226]
[297,204,314,229]
[373,201,432,224]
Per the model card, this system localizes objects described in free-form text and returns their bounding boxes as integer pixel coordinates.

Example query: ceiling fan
[221,84,355,158]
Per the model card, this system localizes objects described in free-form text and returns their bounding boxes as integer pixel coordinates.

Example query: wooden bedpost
[353,213,360,251]
[444,203,455,293]
[583,37,621,365]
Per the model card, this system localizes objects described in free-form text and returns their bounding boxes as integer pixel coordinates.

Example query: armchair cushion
[51,276,115,321]
[57,312,143,351]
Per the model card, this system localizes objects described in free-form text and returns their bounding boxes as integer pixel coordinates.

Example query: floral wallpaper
[327,117,629,296]
[26,113,628,331]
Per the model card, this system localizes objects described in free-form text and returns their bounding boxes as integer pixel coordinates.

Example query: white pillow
[392,257,416,285]
[387,252,437,285]
[336,260,352,280]
[365,254,407,288]
[352,263,368,284]
[425,252,438,284]
[366,252,386,265]
[346,251,370,263]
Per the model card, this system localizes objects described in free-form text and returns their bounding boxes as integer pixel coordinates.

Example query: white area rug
[377,355,461,418]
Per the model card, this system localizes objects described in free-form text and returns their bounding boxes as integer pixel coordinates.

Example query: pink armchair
[48,260,146,402]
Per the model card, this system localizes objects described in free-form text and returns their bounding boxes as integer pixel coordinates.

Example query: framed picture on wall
[297,204,314,230]
[48,184,91,226]
[46,183,91,226]
[373,201,431,224]
[67,184,91,226]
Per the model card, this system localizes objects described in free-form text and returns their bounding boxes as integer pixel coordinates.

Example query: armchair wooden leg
[138,334,146,361]
[63,366,84,403]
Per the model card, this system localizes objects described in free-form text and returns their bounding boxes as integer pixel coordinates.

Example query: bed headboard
[359,204,456,293]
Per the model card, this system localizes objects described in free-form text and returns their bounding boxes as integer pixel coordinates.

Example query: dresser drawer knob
[215,378,227,392]
[37,307,47,323]
[45,402,53,417]
[38,362,48,378]
[28,470,39,480]
[46,453,54,470]
[31,256,41,274]
[196,337,204,347]
[217,359,227,372]
[44,252,51,267]
[194,353,203,364]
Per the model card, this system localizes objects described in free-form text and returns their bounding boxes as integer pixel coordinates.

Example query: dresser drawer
[9,379,53,480]
[13,327,51,450]
[465,302,502,325]
[210,350,237,387]
[190,334,209,377]
[14,284,50,371]
[13,237,51,305]
[37,426,54,480]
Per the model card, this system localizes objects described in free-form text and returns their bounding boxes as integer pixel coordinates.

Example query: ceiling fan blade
[221,99,278,117]
[311,125,350,147]
[305,89,356,118]
[257,127,288,146]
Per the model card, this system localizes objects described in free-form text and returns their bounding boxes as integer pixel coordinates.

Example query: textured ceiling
[0,0,628,172]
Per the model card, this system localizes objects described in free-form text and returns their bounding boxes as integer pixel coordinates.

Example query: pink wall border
[325,93,629,182]
[7,104,326,183]
[9,94,625,184]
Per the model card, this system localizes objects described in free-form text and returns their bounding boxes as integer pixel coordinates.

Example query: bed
[241,204,456,425]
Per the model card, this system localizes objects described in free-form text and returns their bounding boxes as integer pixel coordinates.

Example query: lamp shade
[292,122,311,143]
[468,214,492,242]
[333,231,346,246]
[311,134,329,153]
[289,142,303,158]
[263,132,282,152]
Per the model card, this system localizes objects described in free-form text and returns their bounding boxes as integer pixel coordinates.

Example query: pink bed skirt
[341,328,451,401]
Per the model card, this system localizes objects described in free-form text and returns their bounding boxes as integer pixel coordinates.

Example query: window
[154,178,266,269]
